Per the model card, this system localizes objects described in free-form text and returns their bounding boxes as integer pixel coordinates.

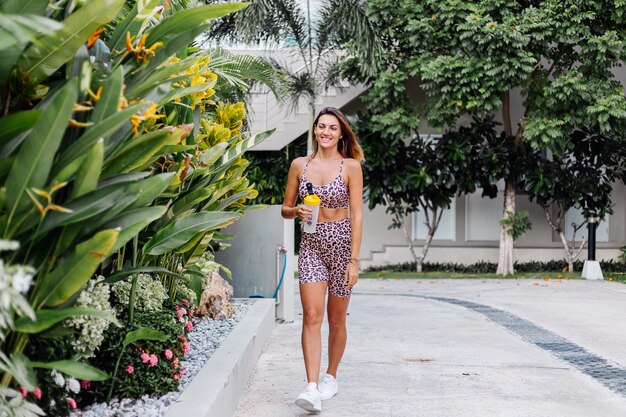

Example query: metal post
[587,219,597,261]
[582,217,603,280]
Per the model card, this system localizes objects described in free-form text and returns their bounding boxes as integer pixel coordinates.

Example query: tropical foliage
[0,0,277,413]
[525,129,626,272]
[207,0,381,152]
[344,0,626,275]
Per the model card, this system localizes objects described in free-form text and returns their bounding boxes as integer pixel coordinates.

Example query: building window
[564,209,609,242]
[465,193,501,241]
[412,199,456,241]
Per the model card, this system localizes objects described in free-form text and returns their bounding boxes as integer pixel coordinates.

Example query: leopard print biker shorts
[298,218,352,298]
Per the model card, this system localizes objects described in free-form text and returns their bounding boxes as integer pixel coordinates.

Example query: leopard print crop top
[298,158,349,209]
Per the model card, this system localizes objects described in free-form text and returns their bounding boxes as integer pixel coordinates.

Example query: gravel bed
[72,299,253,417]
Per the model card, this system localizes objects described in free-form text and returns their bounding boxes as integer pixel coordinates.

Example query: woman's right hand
[295,205,312,222]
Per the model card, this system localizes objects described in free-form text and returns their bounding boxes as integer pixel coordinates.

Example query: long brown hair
[312,107,364,161]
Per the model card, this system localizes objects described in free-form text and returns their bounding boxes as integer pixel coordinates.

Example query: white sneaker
[295,382,322,413]
[318,373,338,400]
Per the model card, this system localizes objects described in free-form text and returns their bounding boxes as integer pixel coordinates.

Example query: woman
[281,107,364,413]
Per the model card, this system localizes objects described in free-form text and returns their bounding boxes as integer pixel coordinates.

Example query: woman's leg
[300,281,328,383]
[326,293,350,377]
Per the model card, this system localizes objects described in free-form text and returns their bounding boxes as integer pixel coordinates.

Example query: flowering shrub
[67,276,114,358]
[0,241,44,417]
[0,242,35,340]
[79,302,193,403]
[111,274,168,312]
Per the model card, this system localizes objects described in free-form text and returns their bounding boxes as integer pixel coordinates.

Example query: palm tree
[205,0,382,153]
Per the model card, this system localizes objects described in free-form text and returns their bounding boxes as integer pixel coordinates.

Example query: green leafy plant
[499,211,532,241]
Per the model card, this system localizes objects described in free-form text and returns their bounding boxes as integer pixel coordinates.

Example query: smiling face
[314,114,342,150]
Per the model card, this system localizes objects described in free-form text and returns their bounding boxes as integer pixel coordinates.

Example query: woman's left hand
[345,262,359,289]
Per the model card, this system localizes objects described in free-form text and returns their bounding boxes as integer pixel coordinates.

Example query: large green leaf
[189,142,229,182]
[0,14,61,83]
[215,189,250,211]
[22,184,127,239]
[200,179,240,210]
[147,4,248,44]
[35,229,119,308]
[0,110,41,150]
[1,0,48,14]
[102,129,183,177]
[32,360,109,381]
[219,129,275,168]
[143,211,240,255]
[101,266,185,285]
[4,80,77,224]
[183,231,213,268]
[15,307,120,334]
[70,139,104,199]
[171,188,214,215]
[18,0,125,85]
[97,172,151,188]
[122,328,168,347]
[126,172,176,209]
[90,67,124,124]
[51,103,141,181]
[103,206,168,255]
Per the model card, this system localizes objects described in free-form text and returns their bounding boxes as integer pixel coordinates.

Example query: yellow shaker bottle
[303,182,321,233]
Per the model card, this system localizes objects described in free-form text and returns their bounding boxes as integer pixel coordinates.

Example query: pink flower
[140,352,150,363]
[183,341,190,355]
[176,309,184,320]
[18,387,27,398]
[67,398,77,410]
[32,387,42,399]
[182,299,190,308]
[164,349,173,360]
[173,358,179,370]
[179,367,186,376]
[173,374,180,381]
[126,365,134,374]
[80,380,91,390]
[148,354,158,367]
[185,321,193,332]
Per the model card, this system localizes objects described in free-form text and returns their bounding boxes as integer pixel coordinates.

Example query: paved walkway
[235,278,626,416]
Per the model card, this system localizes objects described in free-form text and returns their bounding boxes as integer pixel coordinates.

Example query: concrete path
[235,278,626,417]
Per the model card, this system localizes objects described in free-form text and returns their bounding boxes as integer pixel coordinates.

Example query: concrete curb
[165,298,275,417]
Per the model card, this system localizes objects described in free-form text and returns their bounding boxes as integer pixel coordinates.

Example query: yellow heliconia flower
[68,119,94,128]
[130,101,165,135]
[88,86,103,103]
[87,27,104,49]
[125,31,164,63]
[26,183,73,217]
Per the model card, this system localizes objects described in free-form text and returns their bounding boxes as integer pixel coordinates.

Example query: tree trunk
[399,220,419,272]
[417,231,435,273]
[496,181,516,276]
[557,231,575,273]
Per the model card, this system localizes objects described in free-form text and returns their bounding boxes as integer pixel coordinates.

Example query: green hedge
[365,259,626,273]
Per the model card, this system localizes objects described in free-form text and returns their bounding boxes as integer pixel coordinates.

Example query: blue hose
[249,250,287,299]
[272,251,287,299]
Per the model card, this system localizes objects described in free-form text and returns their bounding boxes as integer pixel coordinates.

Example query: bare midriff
[318,207,349,223]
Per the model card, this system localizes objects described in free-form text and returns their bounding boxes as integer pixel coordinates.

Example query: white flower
[67,276,114,358]
[51,370,65,387]
[11,267,33,294]
[0,240,19,251]
[67,377,80,394]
